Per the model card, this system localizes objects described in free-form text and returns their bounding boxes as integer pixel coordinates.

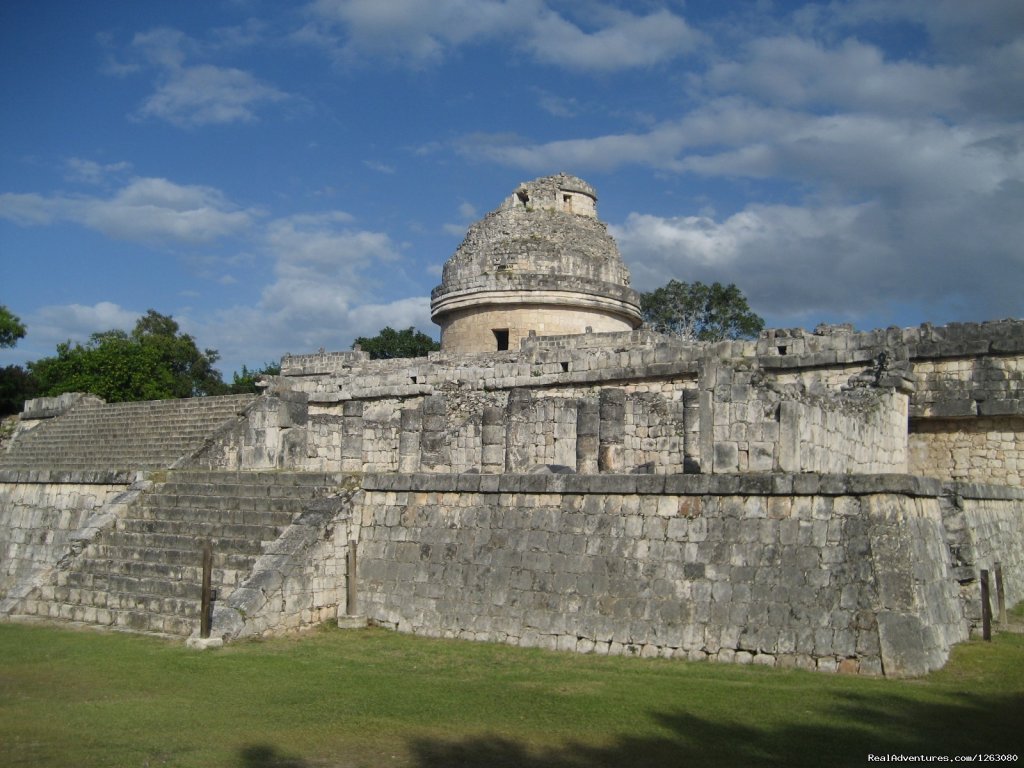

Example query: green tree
[640,280,764,341]
[0,305,26,348]
[228,362,281,394]
[353,326,440,360]
[28,310,227,402]
[0,365,39,416]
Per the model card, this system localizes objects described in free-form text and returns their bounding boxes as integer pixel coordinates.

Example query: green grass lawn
[1,622,1022,767]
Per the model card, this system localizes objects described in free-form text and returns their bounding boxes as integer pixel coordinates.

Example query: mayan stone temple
[1,173,1022,676]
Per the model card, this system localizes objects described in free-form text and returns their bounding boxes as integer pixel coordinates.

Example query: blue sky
[1,0,1022,376]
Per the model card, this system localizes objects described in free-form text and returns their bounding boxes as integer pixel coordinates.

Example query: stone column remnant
[598,388,625,473]
[340,400,364,472]
[576,397,599,474]
[419,395,449,470]
[505,389,533,472]
[398,406,422,473]
[682,389,701,473]
[481,405,506,473]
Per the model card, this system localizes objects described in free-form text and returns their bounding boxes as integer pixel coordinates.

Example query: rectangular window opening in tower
[563,194,572,213]
[493,329,509,351]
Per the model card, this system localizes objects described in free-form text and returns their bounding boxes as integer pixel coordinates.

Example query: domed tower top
[431,173,642,353]
[505,173,598,218]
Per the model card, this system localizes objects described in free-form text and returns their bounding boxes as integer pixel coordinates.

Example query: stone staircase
[13,470,338,636]
[0,395,256,472]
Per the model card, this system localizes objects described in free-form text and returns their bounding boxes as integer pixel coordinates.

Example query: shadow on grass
[239,744,309,768]
[407,691,1024,768]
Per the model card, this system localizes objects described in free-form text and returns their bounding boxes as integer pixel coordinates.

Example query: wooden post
[200,541,213,639]
[995,561,1006,625]
[346,539,358,616]
[980,569,992,642]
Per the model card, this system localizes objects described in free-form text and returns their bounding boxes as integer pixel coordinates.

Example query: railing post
[346,539,358,616]
[200,541,213,639]
[980,569,992,642]
[995,561,1006,625]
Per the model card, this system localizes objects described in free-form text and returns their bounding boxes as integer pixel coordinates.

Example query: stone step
[64,558,250,588]
[116,516,286,541]
[60,571,204,600]
[0,394,256,472]
[18,595,199,636]
[163,472,340,488]
[87,543,258,570]
[96,530,269,556]
[129,505,296,530]
[140,489,301,508]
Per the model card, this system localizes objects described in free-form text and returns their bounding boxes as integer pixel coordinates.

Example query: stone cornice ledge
[361,472,946,497]
[0,469,140,485]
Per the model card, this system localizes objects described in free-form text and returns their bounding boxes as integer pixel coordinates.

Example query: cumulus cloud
[253,212,407,335]
[614,185,1024,327]
[117,26,288,127]
[702,36,968,117]
[301,0,701,70]
[65,158,132,185]
[198,293,434,372]
[525,7,702,72]
[445,3,1022,328]
[137,64,288,127]
[31,301,141,342]
[0,177,257,244]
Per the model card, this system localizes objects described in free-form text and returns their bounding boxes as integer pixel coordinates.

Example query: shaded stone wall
[941,483,1024,628]
[212,476,360,641]
[3,465,1021,679]
[355,473,969,677]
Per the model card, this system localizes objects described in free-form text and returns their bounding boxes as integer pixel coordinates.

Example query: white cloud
[363,160,396,174]
[526,7,702,72]
[302,0,700,71]
[0,177,257,244]
[703,36,968,117]
[137,64,288,127]
[833,0,1024,58]
[65,158,132,185]
[536,91,579,118]
[26,302,142,355]
[303,0,524,65]
[116,26,288,127]
[614,187,1024,327]
[258,212,404,321]
[0,193,56,226]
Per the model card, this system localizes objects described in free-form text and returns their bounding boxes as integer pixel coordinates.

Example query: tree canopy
[28,310,227,402]
[228,362,281,394]
[353,326,440,360]
[640,280,765,342]
[0,306,26,348]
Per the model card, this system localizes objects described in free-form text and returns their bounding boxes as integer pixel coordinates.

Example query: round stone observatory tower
[430,173,642,353]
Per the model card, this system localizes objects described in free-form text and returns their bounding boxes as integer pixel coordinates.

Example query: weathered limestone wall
[191,392,310,471]
[700,357,909,475]
[909,418,1024,485]
[780,392,908,474]
[911,353,1024,419]
[0,471,134,599]
[355,473,966,677]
